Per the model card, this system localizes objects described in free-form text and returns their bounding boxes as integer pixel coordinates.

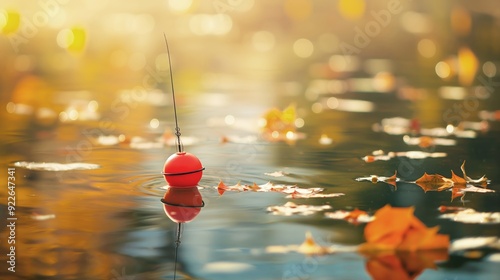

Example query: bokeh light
[293,38,314,58]
[168,0,193,13]
[482,61,497,78]
[417,38,436,58]
[338,0,365,20]
[435,61,452,79]
[0,9,20,34]
[457,47,478,86]
[150,118,160,129]
[57,26,87,53]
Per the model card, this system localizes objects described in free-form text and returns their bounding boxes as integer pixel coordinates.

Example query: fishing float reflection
[160,186,205,279]
[161,186,204,224]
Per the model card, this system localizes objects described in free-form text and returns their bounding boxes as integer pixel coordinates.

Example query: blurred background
[1,0,499,132]
[1,0,500,279]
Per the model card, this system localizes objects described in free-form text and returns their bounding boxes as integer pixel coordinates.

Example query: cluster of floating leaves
[356,161,492,202]
[13,161,100,171]
[216,180,344,199]
[266,205,498,257]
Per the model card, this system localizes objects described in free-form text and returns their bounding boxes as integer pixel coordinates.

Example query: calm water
[1,77,499,280]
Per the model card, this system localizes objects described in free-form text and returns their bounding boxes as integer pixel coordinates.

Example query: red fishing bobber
[161,186,204,223]
[163,152,204,187]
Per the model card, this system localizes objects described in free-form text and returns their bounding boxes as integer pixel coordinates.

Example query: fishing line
[163,33,183,153]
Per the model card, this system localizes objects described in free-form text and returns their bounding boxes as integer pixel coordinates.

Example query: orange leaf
[451,186,465,201]
[398,226,438,252]
[360,204,450,253]
[415,172,453,192]
[450,170,467,186]
[418,232,449,250]
[365,254,413,280]
[217,180,227,196]
[365,251,448,280]
[364,205,414,244]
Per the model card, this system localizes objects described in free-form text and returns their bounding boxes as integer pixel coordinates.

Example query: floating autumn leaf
[439,209,500,224]
[364,251,448,280]
[267,201,331,216]
[362,150,447,163]
[437,205,469,213]
[355,171,399,188]
[266,231,335,255]
[324,208,374,224]
[415,173,454,192]
[450,186,465,201]
[403,135,457,148]
[359,205,449,253]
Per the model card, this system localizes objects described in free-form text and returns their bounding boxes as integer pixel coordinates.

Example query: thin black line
[161,199,205,208]
[162,167,205,176]
[174,222,182,280]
